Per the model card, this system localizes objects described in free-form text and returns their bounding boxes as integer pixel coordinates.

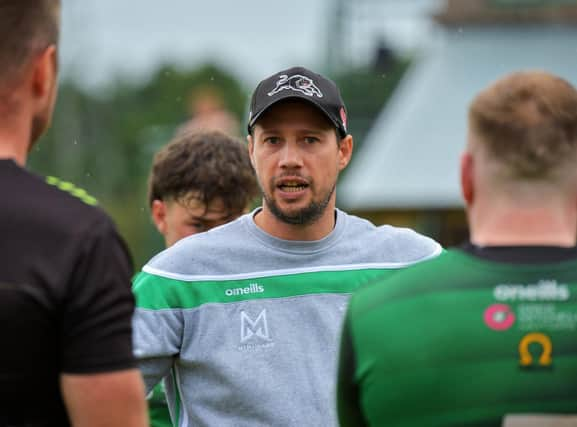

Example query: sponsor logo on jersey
[225,283,264,297]
[484,304,516,331]
[494,280,570,302]
[239,309,274,351]
[519,332,553,368]
[517,304,577,331]
[267,74,323,98]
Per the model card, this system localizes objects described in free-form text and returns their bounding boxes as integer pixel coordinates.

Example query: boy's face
[152,194,242,247]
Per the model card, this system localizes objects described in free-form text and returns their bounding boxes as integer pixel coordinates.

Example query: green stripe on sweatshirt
[133,268,398,310]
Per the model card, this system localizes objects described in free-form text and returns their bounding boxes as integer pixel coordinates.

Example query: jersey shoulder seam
[45,176,98,206]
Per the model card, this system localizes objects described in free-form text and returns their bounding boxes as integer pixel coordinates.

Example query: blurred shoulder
[340,210,443,264]
[350,249,457,313]
[41,175,113,236]
[143,215,248,273]
[3,165,112,238]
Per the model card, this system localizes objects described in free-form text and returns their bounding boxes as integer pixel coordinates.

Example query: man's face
[248,100,352,226]
[152,195,241,247]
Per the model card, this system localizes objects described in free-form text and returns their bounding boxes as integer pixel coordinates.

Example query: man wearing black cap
[132,66,441,426]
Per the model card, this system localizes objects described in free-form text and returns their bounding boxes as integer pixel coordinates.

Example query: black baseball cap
[247,66,348,138]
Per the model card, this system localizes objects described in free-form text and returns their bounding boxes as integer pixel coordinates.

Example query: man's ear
[151,200,168,237]
[337,135,353,171]
[32,45,58,104]
[247,134,255,168]
[461,152,475,206]
[28,45,58,144]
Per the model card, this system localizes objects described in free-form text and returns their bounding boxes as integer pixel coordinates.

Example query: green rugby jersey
[148,381,172,427]
[133,209,441,427]
[338,244,577,427]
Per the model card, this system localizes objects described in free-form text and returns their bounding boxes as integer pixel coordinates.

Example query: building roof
[436,0,577,26]
[339,26,577,210]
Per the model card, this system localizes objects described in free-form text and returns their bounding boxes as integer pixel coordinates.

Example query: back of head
[468,71,577,189]
[0,0,60,90]
[148,130,259,215]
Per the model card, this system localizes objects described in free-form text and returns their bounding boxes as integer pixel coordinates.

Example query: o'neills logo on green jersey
[494,280,570,302]
[225,283,265,297]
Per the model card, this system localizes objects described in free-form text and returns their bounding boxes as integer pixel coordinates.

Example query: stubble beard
[262,181,336,226]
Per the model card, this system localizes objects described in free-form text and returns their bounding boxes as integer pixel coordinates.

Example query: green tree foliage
[333,57,411,181]
[29,63,247,268]
[27,60,408,268]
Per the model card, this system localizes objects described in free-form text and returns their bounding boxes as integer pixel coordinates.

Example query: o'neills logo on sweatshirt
[225,283,265,297]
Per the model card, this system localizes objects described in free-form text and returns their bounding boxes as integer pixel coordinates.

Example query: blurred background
[29,0,577,268]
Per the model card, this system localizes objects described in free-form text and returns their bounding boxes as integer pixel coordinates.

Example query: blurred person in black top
[0,1,147,426]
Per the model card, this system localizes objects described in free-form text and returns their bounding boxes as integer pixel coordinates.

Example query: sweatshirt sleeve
[132,271,184,392]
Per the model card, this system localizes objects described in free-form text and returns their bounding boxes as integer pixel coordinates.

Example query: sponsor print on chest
[223,284,274,351]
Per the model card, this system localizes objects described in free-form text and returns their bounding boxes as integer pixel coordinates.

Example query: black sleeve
[59,217,136,374]
[337,311,369,427]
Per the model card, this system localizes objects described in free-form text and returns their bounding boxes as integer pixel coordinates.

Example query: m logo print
[240,309,271,344]
[267,74,323,98]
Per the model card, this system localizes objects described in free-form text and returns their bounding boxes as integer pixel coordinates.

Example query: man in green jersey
[145,130,259,426]
[338,71,577,426]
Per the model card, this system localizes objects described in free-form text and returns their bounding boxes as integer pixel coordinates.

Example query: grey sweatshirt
[133,209,442,426]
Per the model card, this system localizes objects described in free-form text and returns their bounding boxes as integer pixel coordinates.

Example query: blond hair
[469,71,577,184]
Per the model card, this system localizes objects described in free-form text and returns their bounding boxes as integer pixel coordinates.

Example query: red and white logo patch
[484,304,516,331]
[340,107,347,131]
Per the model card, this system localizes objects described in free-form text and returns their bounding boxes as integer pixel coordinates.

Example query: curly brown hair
[148,130,259,215]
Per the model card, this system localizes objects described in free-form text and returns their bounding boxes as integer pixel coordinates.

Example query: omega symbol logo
[519,332,553,368]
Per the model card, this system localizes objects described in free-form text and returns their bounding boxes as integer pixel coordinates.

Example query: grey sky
[60,0,440,90]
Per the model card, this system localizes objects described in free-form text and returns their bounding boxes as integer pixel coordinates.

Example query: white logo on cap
[267,74,323,98]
